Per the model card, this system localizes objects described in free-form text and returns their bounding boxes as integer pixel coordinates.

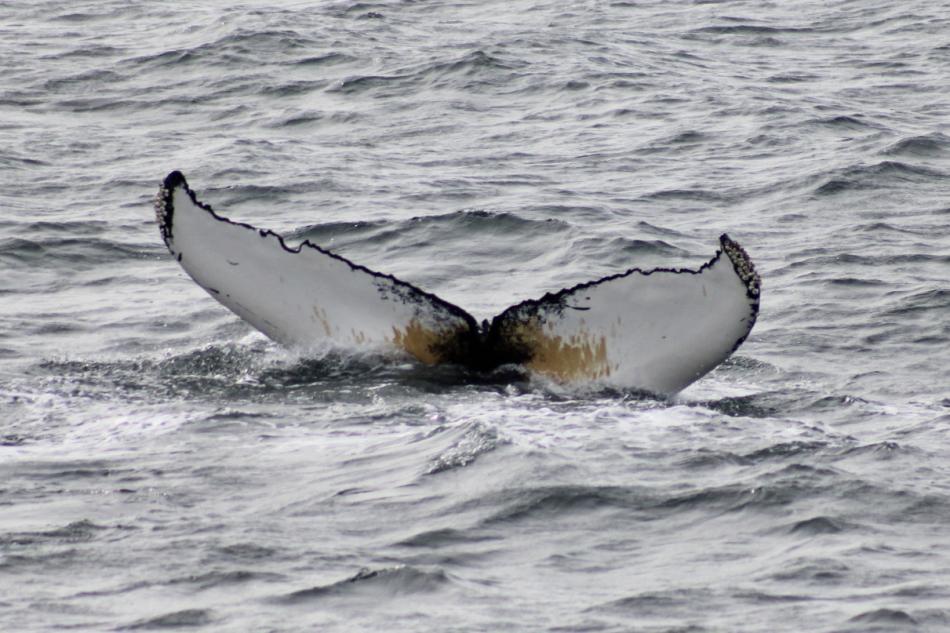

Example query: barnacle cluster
[720,235,761,300]
[153,182,172,245]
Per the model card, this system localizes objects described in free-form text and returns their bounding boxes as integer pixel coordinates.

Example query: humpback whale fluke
[155,171,760,395]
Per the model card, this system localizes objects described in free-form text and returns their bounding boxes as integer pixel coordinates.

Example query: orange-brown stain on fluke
[508,318,612,381]
[312,306,333,337]
[390,319,447,365]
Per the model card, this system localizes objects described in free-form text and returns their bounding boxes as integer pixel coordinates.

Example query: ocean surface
[2,1,949,631]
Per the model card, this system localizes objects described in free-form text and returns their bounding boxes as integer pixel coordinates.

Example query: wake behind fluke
[155,171,760,395]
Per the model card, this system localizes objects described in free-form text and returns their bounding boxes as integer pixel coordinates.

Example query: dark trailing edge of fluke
[155,171,760,394]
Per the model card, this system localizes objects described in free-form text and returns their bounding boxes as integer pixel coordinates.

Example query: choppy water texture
[2,1,949,631]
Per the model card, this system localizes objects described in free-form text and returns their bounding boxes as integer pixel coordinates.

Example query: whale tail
[155,171,759,395]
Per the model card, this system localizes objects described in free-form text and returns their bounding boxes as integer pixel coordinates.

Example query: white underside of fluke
[489,241,760,394]
[157,173,475,363]
[155,171,760,395]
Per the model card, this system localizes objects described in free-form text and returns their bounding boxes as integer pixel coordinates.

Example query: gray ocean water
[2,1,949,631]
